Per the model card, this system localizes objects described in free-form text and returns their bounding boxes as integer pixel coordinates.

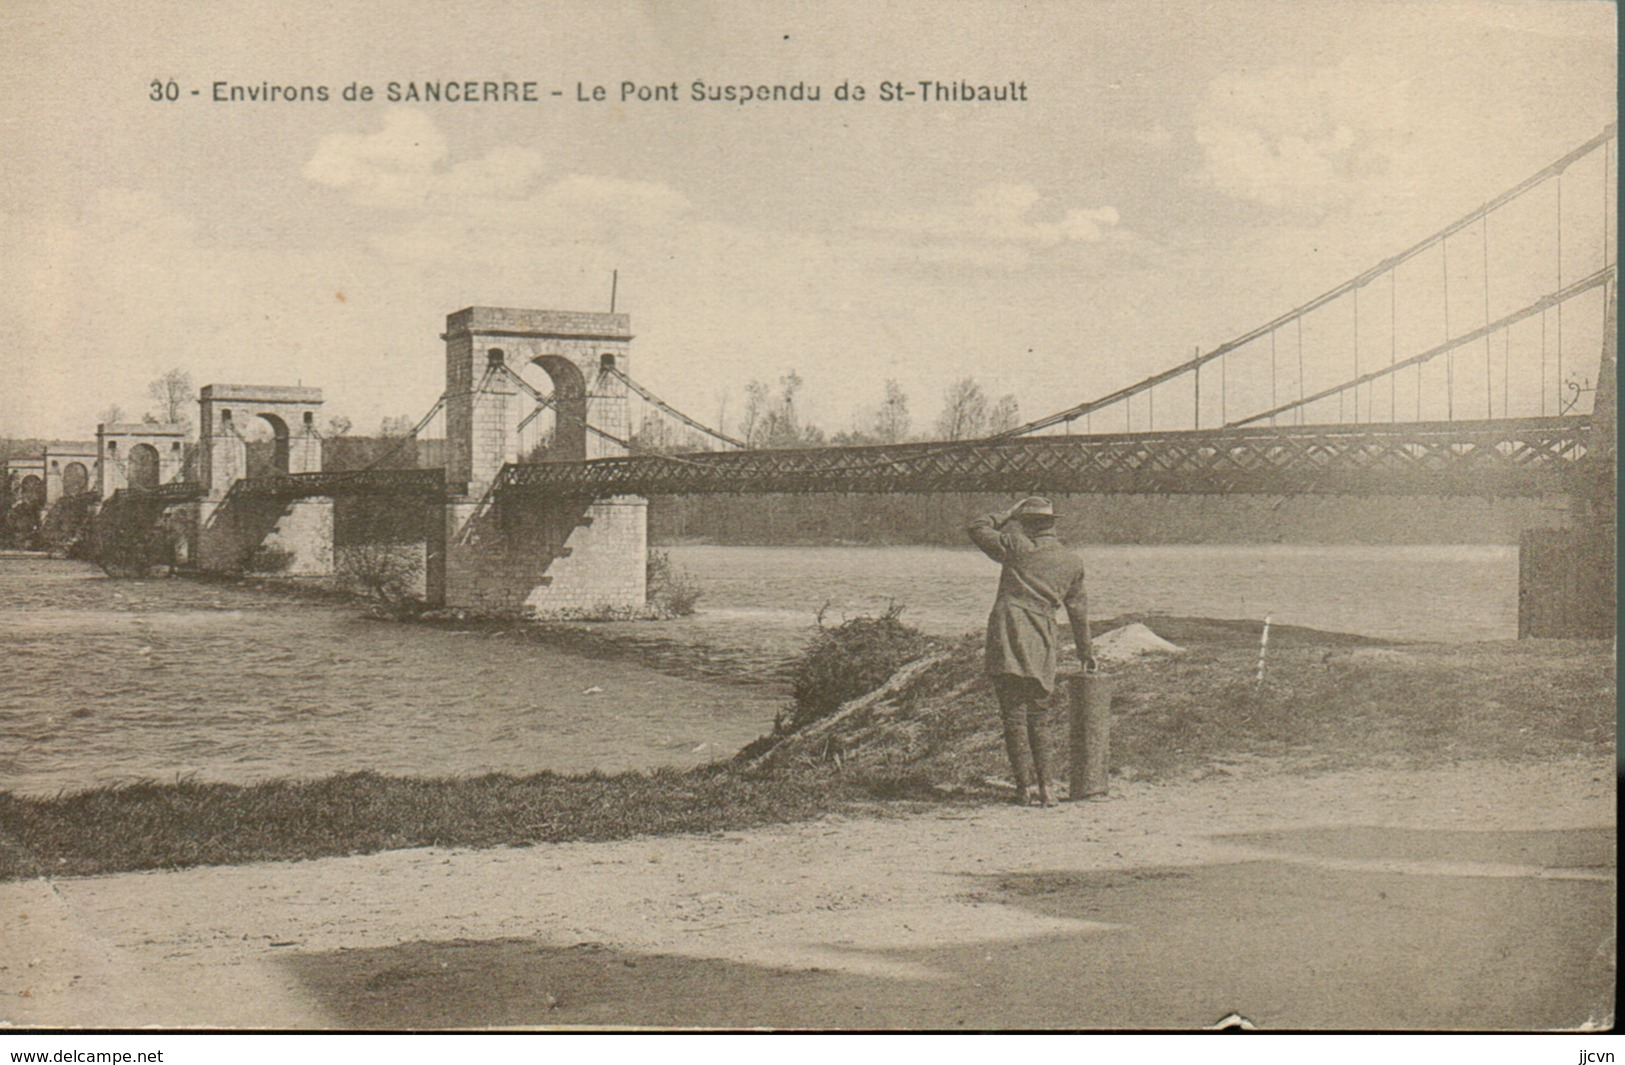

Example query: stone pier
[193,384,332,577]
[435,306,647,613]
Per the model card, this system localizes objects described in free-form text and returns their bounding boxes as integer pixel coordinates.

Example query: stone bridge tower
[198,384,324,493]
[439,306,646,613]
[41,443,98,504]
[97,422,186,497]
[193,384,331,576]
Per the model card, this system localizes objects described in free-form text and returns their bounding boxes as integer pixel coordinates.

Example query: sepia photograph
[0,0,1616,1036]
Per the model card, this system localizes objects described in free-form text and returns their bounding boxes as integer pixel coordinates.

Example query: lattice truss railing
[228,468,448,500]
[109,482,207,505]
[108,470,446,503]
[495,416,1596,499]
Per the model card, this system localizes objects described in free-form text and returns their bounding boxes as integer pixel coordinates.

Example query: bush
[3,497,44,550]
[39,492,98,557]
[338,543,424,608]
[244,544,295,574]
[92,496,178,577]
[646,549,703,616]
[785,604,937,731]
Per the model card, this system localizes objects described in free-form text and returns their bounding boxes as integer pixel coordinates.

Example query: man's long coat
[967,512,1090,693]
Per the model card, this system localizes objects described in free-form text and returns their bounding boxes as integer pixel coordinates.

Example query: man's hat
[1013,496,1055,518]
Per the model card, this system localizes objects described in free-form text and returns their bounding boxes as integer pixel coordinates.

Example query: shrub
[646,549,703,616]
[92,496,178,577]
[785,603,937,731]
[40,492,98,557]
[3,496,44,551]
[338,543,424,608]
[3,474,45,547]
[244,544,295,574]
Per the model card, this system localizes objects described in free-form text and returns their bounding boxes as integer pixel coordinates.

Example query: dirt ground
[1,755,1613,1031]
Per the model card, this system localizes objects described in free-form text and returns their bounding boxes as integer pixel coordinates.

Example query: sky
[0,0,1616,442]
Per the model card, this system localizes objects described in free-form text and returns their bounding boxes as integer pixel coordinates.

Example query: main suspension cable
[360,394,448,471]
[995,123,1615,439]
[606,367,747,449]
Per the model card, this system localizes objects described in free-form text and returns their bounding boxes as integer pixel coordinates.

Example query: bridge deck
[496,416,1602,498]
[111,482,208,504]
[228,467,448,500]
[212,416,1604,500]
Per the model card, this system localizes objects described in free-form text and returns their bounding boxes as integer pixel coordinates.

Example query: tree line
[630,373,1021,454]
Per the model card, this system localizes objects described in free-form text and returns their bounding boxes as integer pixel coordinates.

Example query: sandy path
[1,756,1613,1029]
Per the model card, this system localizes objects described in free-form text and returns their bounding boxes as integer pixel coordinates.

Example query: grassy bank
[747,618,1614,786]
[0,617,1612,881]
[0,766,853,881]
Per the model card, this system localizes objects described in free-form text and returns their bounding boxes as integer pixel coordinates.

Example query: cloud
[872,183,1121,246]
[303,110,450,207]
[0,187,268,436]
[1193,59,1406,213]
[367,172,694,267]
[530,174,693,225]
[301,113,693,260]
[438,145,549,202]
[856,183,1124,271]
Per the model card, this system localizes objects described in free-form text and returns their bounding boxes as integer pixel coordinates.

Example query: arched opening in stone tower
[61,462,89,497]
[17,474,45,507]
[243,413,292,476]
[529,355,588,462]
[128,444,160,491]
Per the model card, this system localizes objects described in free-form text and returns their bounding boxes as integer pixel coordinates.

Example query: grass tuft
[786,604,940,730]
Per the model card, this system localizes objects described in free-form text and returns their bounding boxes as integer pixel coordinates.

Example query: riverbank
[1,616,1611,882]
[646,491,1559,547]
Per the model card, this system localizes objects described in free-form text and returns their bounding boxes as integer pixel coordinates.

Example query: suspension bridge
[36,124,1611,620]
[226,124,1615,507]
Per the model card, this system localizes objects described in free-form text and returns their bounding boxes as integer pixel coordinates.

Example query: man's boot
[1028,714,1056,806]
[1001,716,1034,804]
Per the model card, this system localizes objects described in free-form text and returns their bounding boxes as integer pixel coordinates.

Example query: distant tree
[762,370,804,447]
[934,377,989,440]
[871,379,912,443]
[378,414,415,437]
[758,370,826,448]
[97,404,127,427]
[325,415,353,438]
[146,369,194,432]
[988,393,1021,435]
[713,391,731,440]
[741,380,772,447]
[523,428,556,463]
[630,410,675,454]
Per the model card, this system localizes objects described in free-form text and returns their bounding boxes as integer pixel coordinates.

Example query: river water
[1,544,1516,796]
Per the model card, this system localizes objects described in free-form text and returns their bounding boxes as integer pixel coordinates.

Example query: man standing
[967,497,1093,806]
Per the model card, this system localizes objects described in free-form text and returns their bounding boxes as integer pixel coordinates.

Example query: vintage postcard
[0,0,1615,1041]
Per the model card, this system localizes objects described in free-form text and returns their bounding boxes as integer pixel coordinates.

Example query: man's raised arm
[967,506,1017,562]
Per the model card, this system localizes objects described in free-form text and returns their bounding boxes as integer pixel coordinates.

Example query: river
[0,544,1517,796]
